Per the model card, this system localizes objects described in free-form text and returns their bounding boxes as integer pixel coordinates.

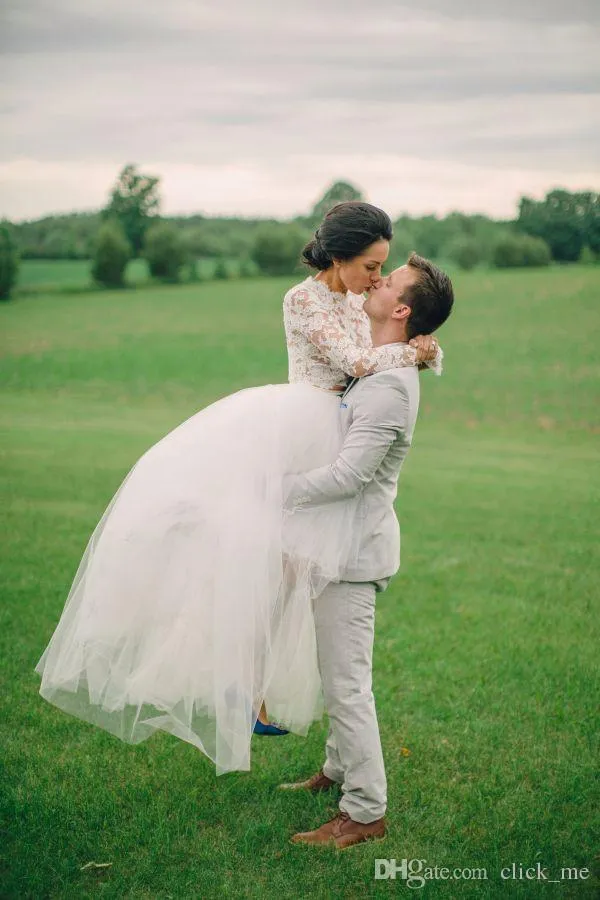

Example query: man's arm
[283,377,410,509]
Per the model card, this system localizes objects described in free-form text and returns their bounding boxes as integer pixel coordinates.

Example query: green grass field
[16,258,151,290]
[16,258,252,293]
[1,267,599,898]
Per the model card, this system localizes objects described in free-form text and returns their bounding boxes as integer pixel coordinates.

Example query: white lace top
[283,275,443,391]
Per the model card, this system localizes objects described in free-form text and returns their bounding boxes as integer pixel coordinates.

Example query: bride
[35,201,441,775]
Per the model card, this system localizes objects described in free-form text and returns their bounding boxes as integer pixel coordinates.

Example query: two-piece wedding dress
[35,275,442,774]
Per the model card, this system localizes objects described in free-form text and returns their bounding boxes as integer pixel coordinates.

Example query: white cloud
[1,0,598,220]
[2,155,597,221]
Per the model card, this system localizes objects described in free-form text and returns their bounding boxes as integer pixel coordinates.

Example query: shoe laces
[330,811,352,836]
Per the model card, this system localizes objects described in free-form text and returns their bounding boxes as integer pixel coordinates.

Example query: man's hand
[409,334,438,364]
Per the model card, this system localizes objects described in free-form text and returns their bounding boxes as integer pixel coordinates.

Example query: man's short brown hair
[403,252,454,339]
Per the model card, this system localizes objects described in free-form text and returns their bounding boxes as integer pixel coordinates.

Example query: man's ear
[392,303,411,321]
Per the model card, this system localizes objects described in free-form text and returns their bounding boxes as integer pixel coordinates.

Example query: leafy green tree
[521,235,551,266]
[579,246,596,265]
[185,227,229,259]
[0,221,19,301]
[252,224,307,276]
[492,233,551,268]
[310,181,364,221]
[446,235,481,270]
[386,228,416,269]
[581,192,600,255]
[409,215,444,259]
[239,257,257,278]
[40,228,76,259]
[91,222,132,288]
[186,259,204,282]
[213,258,230,279]
[517,190,586,262]
[10,212,99,259]
[493,235,525,268]
[103,164,160,256]
[143,222,188,282]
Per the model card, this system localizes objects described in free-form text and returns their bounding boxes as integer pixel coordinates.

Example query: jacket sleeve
[283,378,410,508]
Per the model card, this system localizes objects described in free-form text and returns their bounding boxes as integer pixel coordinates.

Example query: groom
[279,252,454,849]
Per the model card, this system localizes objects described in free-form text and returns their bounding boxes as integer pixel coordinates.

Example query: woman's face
[335,239,390,295]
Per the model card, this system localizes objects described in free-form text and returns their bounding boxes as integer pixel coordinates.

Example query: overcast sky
[1,0,598,221]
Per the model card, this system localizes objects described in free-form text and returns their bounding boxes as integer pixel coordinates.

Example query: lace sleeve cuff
[424,345,443,376]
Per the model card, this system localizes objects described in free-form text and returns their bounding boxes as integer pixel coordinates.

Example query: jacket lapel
[342,377,359,401]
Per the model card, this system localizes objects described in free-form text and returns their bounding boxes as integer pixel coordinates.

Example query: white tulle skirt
[35,383,362,774]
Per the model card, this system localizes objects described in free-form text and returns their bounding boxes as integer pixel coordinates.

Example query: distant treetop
[310,181,364,221]
[102,164,161,257]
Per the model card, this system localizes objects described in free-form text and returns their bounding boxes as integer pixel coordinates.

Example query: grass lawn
[1,267,599,898]
[16,258,151,291]
[16,258,252,294]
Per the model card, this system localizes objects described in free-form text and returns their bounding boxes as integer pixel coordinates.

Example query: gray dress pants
[312,580,387,823]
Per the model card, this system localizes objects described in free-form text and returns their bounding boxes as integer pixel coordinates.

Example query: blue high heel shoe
[253,714,289,736]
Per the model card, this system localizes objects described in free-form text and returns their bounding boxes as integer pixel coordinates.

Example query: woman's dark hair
[302,201,393,270]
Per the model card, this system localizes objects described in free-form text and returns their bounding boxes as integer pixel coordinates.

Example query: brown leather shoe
[291,811,386,849]
[278,769,340,793]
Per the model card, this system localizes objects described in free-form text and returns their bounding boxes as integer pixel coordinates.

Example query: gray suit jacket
[284,353,420,587]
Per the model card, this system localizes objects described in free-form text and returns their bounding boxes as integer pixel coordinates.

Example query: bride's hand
[409,334,438,363]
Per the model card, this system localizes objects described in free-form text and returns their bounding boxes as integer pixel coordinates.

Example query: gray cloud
[1,0,598,219]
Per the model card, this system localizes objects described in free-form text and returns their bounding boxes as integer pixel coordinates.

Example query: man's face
[363,264,418,323]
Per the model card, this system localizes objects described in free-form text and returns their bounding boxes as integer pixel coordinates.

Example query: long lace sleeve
[345,292,373,348]
[291,287,443,378]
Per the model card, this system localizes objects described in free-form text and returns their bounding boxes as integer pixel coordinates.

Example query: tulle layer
[35,383,362,773]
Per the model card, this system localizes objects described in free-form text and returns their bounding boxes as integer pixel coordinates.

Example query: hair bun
[301,237,332,270]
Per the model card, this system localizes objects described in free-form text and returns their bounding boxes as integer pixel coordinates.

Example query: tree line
[1,167,598,299]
